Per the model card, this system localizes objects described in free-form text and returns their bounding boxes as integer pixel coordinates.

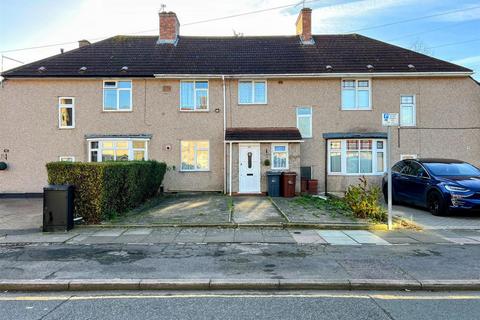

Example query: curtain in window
[180,82,195,110]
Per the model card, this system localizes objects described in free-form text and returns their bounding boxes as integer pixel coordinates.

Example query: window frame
[179,80,209,112]
[58,97,75,129]
[238,80,268,105]
[87,138,149,162]
[296,106,312,138]
[400,94,416,127]
[102,80,133,112]
[271,143,289,170]
[180,140,210,172]
[327,139,386,176]
[341,79,372,110]
[59,156,75,162]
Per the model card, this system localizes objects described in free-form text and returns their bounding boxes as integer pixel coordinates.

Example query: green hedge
[46,161,167,224]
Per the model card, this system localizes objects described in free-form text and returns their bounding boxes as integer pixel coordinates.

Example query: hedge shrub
[344,176,387,223]
[46,161,167,224]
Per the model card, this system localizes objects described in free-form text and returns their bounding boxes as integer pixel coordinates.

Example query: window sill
[340,108,372,111]
[328,173,385,176]
[400,125,416,128]
[179,109,209,113]
[102,109,133,113]
[238,103,268,106]
[271,168,289,171]
[179,170,211,173]
[59,127,75,130]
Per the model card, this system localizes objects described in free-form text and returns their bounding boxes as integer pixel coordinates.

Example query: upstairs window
[238,80,267,104]
[341,79,371,110]
[89,139,147,162]
[272,144,288,170]
[103,80,132,111]
[296,107,312,138]
[180,81,209,111]
[58,97,75,129]
[400,95,416,126]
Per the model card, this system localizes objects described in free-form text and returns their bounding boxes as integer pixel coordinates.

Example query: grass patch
[293,194,353,218]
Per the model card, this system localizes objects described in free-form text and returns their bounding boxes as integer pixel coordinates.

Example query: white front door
[239,144,261,193]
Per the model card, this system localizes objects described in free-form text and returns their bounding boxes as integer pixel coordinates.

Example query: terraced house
[1,8,479,196]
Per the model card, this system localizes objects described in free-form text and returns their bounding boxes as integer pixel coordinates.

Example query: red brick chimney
[296,8,314,44]
[158,11,180,44]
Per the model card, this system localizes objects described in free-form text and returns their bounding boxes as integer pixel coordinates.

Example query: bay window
[328,139,386,175]
[272,144,288,170]
[238,80,267,104]
[341,79,371,110]
[181,140,209,171]
[180,81,209,111]
[88,139,148,162]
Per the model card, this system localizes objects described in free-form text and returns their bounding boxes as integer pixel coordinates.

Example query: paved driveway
[393,204,480,230]
[0,198,42,231]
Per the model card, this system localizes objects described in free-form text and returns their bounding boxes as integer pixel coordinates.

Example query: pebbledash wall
[0,76,479,194]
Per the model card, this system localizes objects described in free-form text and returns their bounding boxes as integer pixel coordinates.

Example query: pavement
[3,227,480,246]
[0,198,42,231]
[2,291,480,320]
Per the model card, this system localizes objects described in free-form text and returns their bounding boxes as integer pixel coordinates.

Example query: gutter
[153,71,473,79]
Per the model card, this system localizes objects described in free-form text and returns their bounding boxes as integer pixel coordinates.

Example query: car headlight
[445,185,470,193]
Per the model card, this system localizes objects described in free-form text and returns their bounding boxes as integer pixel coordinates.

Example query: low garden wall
[46,161,167,224]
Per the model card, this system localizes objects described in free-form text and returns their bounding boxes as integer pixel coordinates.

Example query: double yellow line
[1,293,480,301]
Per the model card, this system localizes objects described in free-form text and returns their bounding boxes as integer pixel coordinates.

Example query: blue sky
[1,0,479,79]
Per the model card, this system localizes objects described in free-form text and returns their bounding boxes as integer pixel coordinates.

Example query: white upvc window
[180,80,209,111]
[59,156,75,162]
[341,79,371,110]
[271,144,288,170]
[103,80,132,111]
[238,80,267,104]
[328,139,386,175]
[296,107,312,138]
[58,97,75,129]
[400,95,416,126]
[88,139,148,162]
[181,140,209,171]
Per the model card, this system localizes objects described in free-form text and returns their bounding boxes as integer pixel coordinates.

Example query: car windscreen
[423,162,480,176]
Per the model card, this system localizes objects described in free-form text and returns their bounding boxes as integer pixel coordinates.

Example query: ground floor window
[328,139,386,175]
[88,139,148,162]
[272,144,288,169]
[181,140,209,171]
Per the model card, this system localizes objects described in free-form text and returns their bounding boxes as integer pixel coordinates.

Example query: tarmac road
[1,290,480,320]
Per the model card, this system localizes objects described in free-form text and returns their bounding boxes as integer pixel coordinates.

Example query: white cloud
[453,55,480,66]
[434,5,480,22]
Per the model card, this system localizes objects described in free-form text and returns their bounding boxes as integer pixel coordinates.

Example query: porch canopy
[225,127,302,142]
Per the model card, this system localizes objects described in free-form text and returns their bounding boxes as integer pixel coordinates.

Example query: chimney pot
[78,40,90,48]
[158,11,180,44]
[296,8,314,45]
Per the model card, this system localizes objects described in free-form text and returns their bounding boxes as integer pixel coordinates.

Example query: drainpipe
[229,142,233,196]
[222,75,227,194]
[324,138,328,196]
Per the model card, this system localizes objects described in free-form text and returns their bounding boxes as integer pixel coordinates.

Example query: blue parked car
[382,159,480,216]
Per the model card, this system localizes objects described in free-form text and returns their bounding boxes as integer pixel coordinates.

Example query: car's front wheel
[427,191,447,216]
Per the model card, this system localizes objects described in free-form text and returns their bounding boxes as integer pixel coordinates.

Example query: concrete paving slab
[123,228,153,236]
[317,230,360,245]
[233,197,285,224]
[204,229,235,243]
[399,231,454,244]
[289,230,327,244]
[174,229,207,243]
[92,229,126,237]
[233,229,264,243]
[0,233,75,243]
[343,230,391,245]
